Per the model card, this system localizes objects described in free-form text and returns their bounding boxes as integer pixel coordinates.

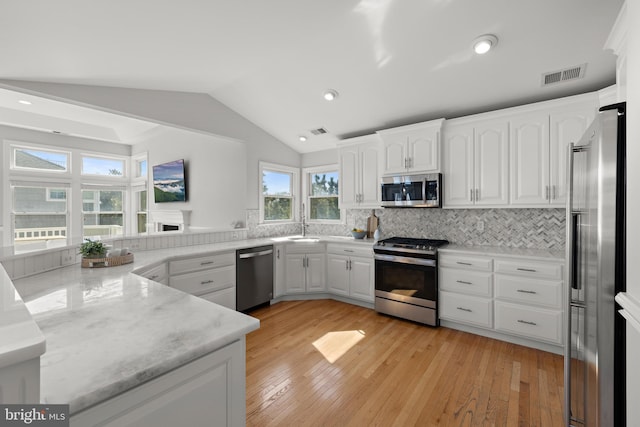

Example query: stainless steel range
[373,237,448,326]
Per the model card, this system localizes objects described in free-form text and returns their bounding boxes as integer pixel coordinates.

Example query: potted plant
[79,239,107,259]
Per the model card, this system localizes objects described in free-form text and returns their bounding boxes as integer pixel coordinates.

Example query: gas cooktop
[373,237,449,255]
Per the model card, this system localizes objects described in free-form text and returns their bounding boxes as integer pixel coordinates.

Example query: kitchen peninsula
[6,242,263,426]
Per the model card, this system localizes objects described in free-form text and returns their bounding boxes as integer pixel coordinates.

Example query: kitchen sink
[286,236,320,243]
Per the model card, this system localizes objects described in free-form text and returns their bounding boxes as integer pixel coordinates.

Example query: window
[260,162,299,222]
[47,188,67,201]
[13,146,69,173]
[81,155,126,177]
[135,188,148,233]
[12,182,69,252]
[82,188,125,239]
[135,158,148,179]
[304,166,341,222]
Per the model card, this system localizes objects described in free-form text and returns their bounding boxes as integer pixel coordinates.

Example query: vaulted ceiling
[0,0,624,153]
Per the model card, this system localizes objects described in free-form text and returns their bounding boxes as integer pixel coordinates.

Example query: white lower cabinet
[326,244,374,303]
[273,243,286,298]
[135,262,168,286]
[284,243,326,294]
[494,301,563,344]
[70,339,246,427]
[169,252,236,310]
[439,251,565,350]
[440,292,493,328]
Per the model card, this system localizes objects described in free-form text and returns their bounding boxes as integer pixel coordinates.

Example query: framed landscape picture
[152,159,187,202]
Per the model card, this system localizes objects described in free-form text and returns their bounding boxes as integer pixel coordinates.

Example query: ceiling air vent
[310,127,328,136]
[542,64,587,86]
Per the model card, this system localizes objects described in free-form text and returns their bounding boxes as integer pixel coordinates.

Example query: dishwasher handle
[239,248,273,259]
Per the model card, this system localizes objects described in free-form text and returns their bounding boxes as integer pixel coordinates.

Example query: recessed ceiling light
[299,135,307,142]
[18,100,32,105]
[472,34,498,55]
[323,89,339,101]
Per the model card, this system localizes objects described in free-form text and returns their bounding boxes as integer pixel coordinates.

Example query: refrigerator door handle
[571,213,581,291]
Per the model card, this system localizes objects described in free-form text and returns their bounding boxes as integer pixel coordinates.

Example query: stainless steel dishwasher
[236,245,274,312]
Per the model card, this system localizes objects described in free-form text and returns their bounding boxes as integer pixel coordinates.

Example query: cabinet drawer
[494,259,562,280]
[199,287,236,310]
[440,292,493,328]
[439,255,493,272]
[169,265,235,296]
[137,263,168,282]
[494,301,563,344]
[285,242,325,254]
[326,243,372,258]
[439,268,493,297]
[169,252,235,275]
[494,275,563,309]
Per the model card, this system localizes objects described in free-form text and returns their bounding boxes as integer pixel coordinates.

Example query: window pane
[13,185,68,251]
[310,197,340,220]
[263,171,291,196]
[14,148,68,172]
[137,190,147,233]
[82,189,124,238]
[310,172,339,196]
[137,160,148,178]
[264,197,292,220]
[82,156,125,176]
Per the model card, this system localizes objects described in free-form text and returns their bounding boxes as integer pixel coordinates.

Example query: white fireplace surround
[150,210,191,233]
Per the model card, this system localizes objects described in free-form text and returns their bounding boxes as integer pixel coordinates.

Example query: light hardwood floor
[245,300,565,426]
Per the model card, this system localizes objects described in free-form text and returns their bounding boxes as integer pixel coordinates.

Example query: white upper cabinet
[510,111,551,206]
[548,104,595,206]
[443,119,509,207]
[377,119,444,175]
[510,96,597,207]
[338,135,381,209]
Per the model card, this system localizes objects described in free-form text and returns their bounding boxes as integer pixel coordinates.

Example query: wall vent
[310,127,328,136]
[542,64,586,86]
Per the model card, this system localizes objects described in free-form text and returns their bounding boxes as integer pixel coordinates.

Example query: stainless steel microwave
[380,173,442,207]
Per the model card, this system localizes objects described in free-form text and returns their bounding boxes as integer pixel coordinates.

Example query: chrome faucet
[301,203,309,237]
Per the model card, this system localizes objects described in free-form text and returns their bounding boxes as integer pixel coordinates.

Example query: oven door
[374,254,437,308]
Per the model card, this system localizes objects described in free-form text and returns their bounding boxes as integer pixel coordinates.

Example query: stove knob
[379,241,385,246]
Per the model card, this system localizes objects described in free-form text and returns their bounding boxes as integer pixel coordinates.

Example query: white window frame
[303,164,343,224]
[10,180,71,252]
[80,153,129,179]
[81,184,127,240]
[10,143,71,175]
[259,161,299,224]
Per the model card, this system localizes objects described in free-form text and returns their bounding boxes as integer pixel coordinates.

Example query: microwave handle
[422,177,427,203]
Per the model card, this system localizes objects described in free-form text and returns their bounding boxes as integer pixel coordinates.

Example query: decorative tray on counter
[81,253,134,268]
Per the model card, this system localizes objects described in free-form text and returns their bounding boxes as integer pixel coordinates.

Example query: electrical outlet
[476,220,485,232]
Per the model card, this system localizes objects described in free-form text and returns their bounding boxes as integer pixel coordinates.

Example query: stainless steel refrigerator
[565,103,626,427]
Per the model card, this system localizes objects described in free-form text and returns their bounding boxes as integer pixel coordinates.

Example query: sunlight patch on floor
[312,330,366,363]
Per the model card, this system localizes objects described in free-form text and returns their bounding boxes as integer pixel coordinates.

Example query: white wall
[625,0,639,421]
[0,80,301,210]
[301,148,339,168]
[132,126,247,229]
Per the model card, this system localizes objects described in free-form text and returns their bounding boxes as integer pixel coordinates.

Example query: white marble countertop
[8,234,373,414]
[0,266,45,369]
[440,244,564,261]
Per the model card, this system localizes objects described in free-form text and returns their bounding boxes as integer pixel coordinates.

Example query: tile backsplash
[247,208,565,251]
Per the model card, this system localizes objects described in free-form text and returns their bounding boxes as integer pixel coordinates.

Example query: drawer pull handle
[344,249,354,253]
[149,275,159,280]
[200,261,215,266]
[517,289,537,294]
[517,319,537,326]
[456,280,473,285]
[201,280,214,285]
[456,307,472,312]
[516,268,537,272]
[457,262,472,266]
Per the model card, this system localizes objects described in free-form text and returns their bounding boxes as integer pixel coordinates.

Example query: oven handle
[374,253,436,267]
